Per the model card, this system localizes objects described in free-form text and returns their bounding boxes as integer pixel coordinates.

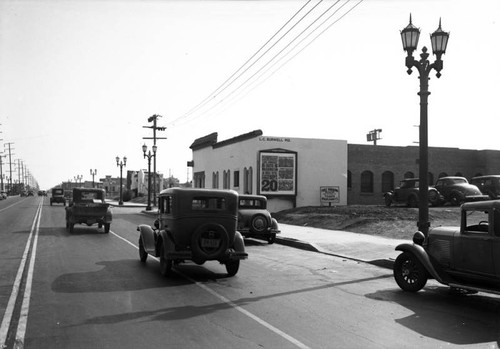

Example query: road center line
[111,230,311,349]
[14,200,43,347]
[0,199,42,348]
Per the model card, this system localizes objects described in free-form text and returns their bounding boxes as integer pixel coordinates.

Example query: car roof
[471,175,500,179]
[238,194,267,200]
[159,187,238,197]
[462,199,500,211]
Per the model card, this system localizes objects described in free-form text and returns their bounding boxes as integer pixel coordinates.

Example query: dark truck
[50,188,66,206]
[65,188,112,233]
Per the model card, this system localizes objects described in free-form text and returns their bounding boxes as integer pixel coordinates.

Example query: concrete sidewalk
[111,203,405,269]
[276,224,407,269]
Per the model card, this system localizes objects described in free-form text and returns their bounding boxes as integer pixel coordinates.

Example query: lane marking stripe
[15,200,43,346]
[0,199,42,348]
[111,231,311,349]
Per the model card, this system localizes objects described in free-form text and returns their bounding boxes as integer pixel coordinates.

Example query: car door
[455,209,495,276]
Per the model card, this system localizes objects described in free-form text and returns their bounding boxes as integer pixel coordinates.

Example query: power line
[169,0,323,127]
[171,0,364,127]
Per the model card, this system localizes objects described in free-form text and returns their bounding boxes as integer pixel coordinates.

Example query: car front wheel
[393,252,428,292]
[225,260,240,276]
[139,238,148,262]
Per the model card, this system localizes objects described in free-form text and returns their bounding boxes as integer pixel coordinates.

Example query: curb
[275,237,394,270]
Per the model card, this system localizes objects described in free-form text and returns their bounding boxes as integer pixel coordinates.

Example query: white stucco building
[189,130,348,212]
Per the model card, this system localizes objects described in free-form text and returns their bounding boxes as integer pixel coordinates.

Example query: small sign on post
[320,186,340,206]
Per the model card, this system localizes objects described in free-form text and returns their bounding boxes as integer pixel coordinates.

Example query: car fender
[137,224,156,254]
[233,231,246,253]
[395,243,446,284]
[270,218,280,233]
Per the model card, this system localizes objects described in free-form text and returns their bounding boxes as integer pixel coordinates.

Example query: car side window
[464,210,490,234]
[159,196,171,214]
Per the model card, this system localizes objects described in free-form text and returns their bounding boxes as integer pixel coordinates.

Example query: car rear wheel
[225,260,240,276]
[393,252,428,292]
[250,214,268,233]
[139,238,148,262]
[428,191,441,206]
[159,244,173,277]
[449,192,464,206]
[267,233,276,244]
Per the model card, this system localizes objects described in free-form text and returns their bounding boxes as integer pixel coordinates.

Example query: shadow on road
[366,287,500,346]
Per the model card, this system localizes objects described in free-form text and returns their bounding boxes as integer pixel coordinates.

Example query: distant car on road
[0,191,7,200]
[50,188,66,206]
[237,194,280,244]
[393,200,500,295]
[434,176,488,206]
[137,188,248,277]
[383,178,441,207]
[65,188,112,233]
[470,175,500,200]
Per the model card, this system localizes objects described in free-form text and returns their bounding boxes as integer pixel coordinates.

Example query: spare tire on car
[191,223,229,262]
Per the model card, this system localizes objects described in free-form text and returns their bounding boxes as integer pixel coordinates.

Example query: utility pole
[143,114,166,206]
[0,154,5,192]
[4,143,14,194]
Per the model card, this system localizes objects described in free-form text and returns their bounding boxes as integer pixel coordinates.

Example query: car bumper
[465,195,490,202]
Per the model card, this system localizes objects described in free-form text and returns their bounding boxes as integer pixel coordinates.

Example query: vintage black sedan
[137,188,248,277]
[237,194,280,244]
[393,200,500,295]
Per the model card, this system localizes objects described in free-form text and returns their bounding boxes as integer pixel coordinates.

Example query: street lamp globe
[430,19,450,56]
[142,144,147,155]
[116,156,119,166]
[152,145,157,153]
[400,14,420,53]
[123,156,127,165]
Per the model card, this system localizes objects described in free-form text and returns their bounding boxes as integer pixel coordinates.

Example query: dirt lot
[272,205,462,240]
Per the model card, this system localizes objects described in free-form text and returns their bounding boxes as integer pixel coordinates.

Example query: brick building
[348,144,500,205]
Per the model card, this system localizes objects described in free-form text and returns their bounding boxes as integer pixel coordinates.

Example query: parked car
[65,188,112,233]
[137,188,248,277]
[38,190,47,196]
[470,175,500,200]
[393,200,500,294]
[50,188,66,206]
[237,194,280,243]
[383,178,441,207]
[434,176,488,206]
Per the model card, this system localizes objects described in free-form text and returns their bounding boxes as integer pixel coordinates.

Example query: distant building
[347,144,500,205]
[189,129,500,210]
[189,130,348,212]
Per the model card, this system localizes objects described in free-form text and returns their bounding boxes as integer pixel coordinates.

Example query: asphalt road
[1,196,499,349]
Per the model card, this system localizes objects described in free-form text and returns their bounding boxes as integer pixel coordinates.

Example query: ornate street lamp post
[142,144,157,211]
[400,15,449,236]
[90,169,97,188]
[74,175,82,186]
[116,156,127,205]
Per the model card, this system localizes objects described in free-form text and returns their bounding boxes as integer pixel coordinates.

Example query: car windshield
[449,178,467,185]
[192,197,227,210]
[239,199,264,209]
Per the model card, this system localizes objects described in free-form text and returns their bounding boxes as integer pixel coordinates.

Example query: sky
[0,0,499,190]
